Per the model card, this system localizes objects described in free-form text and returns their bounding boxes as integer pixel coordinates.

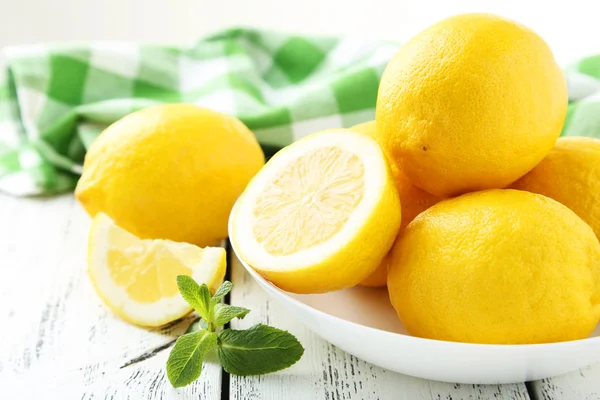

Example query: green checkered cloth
[0,28,398,195]
[0,28,599,196]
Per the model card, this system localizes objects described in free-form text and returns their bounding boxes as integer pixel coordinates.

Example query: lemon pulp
[253,146,365,256]
[107,224,200,302]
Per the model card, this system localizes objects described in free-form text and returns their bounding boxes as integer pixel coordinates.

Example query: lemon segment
[231,129,401,294]
[88,213,226,327]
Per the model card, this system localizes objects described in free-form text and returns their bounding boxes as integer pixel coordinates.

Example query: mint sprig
[166,277,304,388]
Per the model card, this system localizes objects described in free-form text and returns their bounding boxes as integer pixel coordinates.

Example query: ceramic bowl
[229,210,600,384]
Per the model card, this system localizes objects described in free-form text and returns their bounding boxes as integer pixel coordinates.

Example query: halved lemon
[230,129,401,294]
[88,213,226,327]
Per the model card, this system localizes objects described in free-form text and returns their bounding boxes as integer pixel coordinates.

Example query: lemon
[76,104,265,247]
[230,129,401,294]
[388,189,600,344]
[88,212,226,327]
[511,137,600,239]
[359,252,392,288]
[376,13,567,197]
[351,121,441,287]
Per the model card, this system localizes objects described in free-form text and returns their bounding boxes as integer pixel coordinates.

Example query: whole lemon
[388,189,600,344]
[377,13,568,197]
[76,104,265,246]
[511,136,600,239]
[351,121,441,287]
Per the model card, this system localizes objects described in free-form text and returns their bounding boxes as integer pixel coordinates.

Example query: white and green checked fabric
[1,28,599,196]
[0,28,398,195]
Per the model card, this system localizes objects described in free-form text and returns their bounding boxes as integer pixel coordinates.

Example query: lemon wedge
[88,213,226,327]
[230,129,401,293]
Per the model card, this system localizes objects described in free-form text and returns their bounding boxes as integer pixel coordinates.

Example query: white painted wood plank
[0,194,222,399]
[7,191,597,399]
[229,254,530,400]
[529,365,600,400]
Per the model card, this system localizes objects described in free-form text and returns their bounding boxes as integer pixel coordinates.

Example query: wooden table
[1,193,599,399]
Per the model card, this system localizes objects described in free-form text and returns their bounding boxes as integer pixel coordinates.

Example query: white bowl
[229,220,600,384]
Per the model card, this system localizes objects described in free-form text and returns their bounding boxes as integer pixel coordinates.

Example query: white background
[0,0,598,65]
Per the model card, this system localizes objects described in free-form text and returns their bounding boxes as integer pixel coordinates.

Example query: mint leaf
[177,275,211,320]
[213,304,250,326]
[217,324,304,376]
[166,329,218,388]
[186,318,208,334]
[211,281,233,305]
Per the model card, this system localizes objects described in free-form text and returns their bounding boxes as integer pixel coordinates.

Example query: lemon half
[88,213,226,327]
[230,129,401,294]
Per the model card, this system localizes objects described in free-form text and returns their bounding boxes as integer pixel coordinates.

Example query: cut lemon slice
[88,213,226,327]
[230,129,401,293]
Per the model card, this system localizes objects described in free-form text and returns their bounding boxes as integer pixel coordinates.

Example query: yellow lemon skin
[351,121,441,287]
[359,251,392,287]
[377,13,567,197]
[511,137,600,239]
[76,104,265,247]
[388,189,600,344]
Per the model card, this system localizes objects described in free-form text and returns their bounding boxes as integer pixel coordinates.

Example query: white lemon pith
[231,129,401,294]
[88,213,226,327]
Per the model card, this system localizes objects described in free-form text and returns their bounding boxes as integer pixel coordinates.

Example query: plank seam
[118,338,177,369]
[221,239,233,400]
[525,381,540,400]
